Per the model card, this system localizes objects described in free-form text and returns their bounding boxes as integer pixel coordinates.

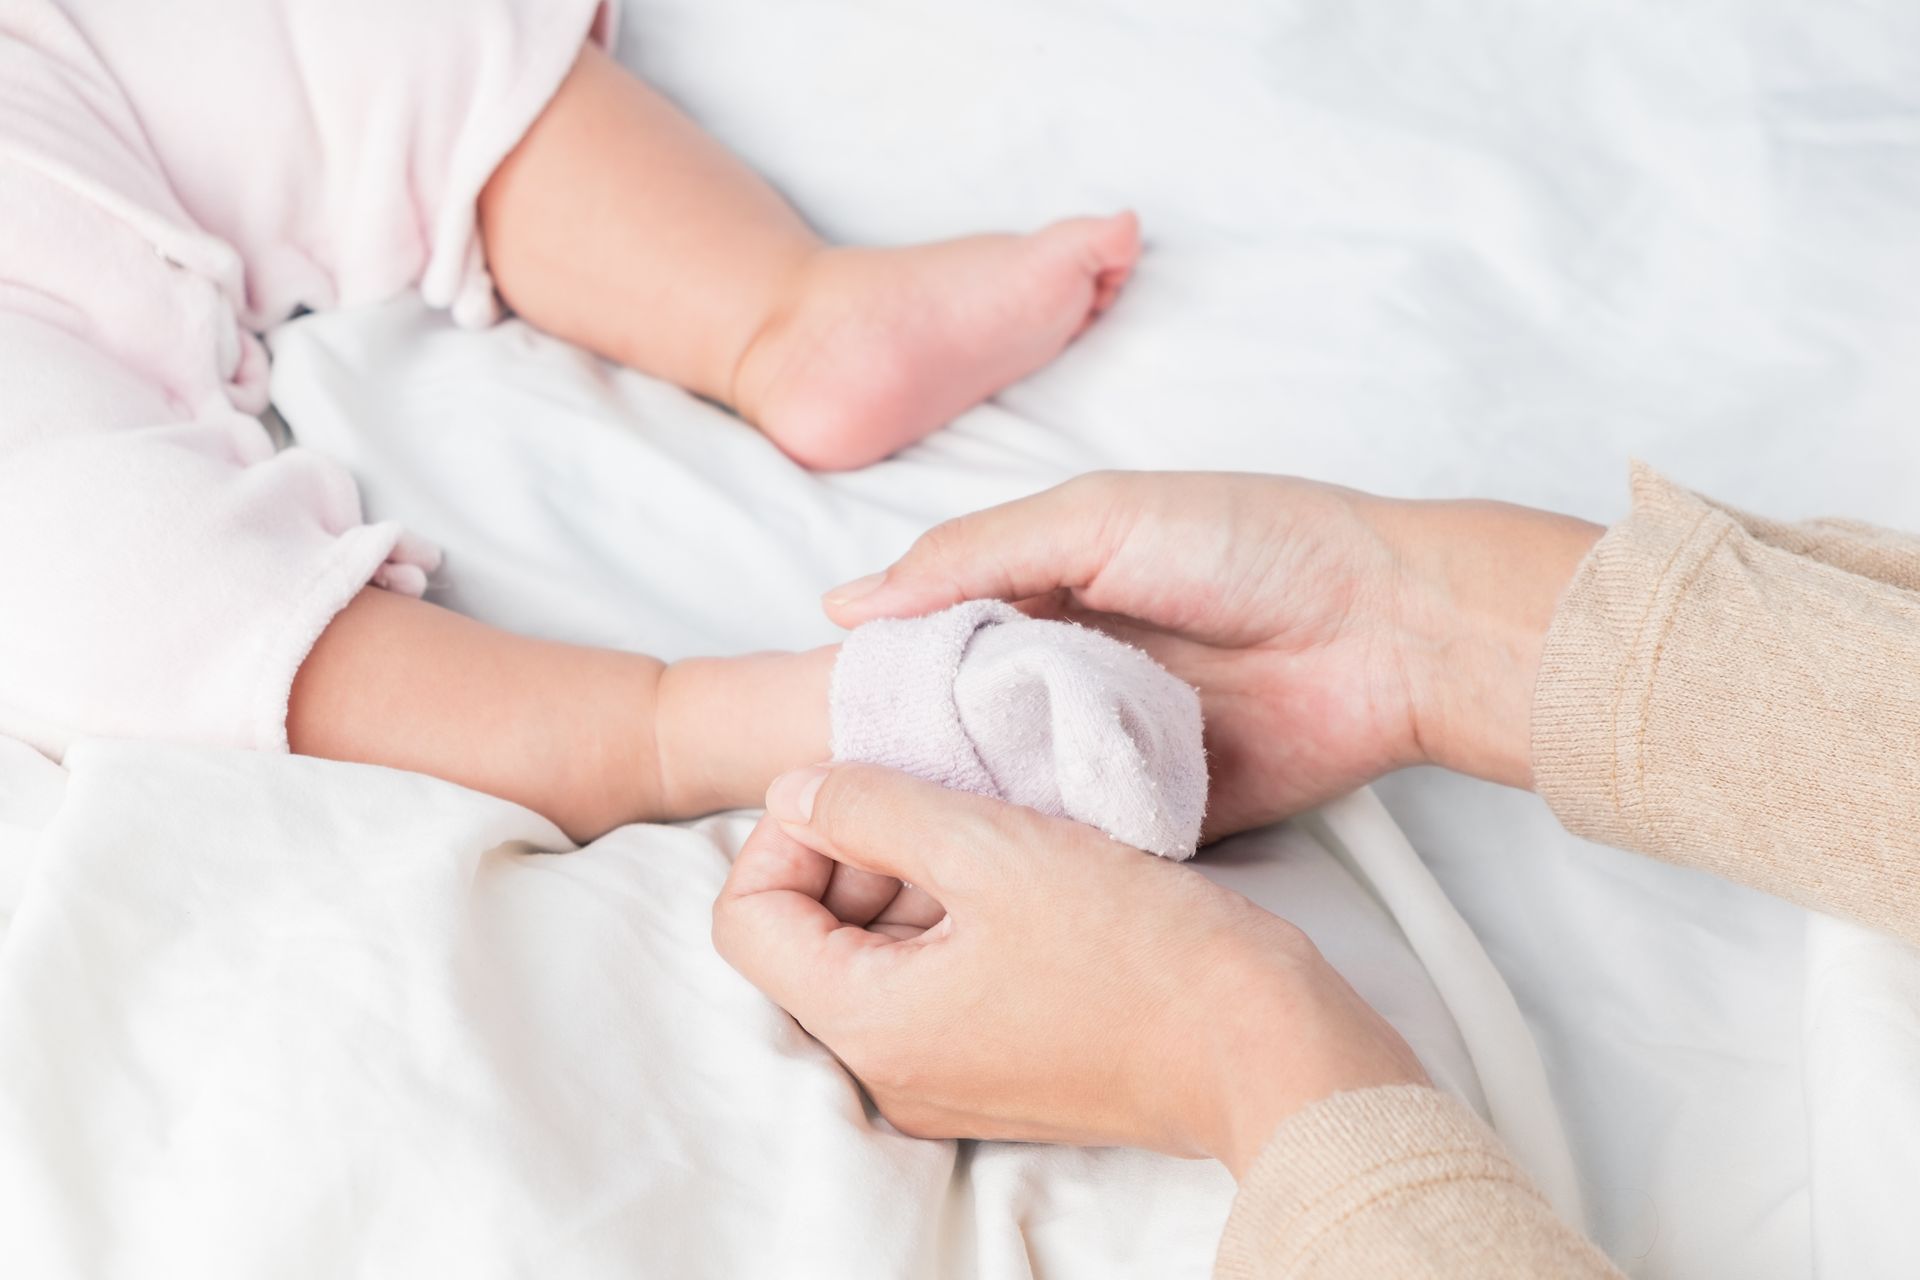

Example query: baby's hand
[831,600,1206,859]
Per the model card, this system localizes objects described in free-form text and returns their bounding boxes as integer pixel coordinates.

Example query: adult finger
[819,861,905,924]
[763,763,1060,902]
[820,861,944,929]
[712,816,899,1016]
[820,473,1131,627]
[869,883,946,932]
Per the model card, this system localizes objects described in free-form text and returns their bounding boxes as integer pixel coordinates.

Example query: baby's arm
[289,588,829,842]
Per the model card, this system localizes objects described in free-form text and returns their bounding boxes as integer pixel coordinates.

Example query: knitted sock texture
[829,600,1207,858]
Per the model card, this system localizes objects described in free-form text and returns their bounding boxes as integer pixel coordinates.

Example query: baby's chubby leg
[479,45,1140,470]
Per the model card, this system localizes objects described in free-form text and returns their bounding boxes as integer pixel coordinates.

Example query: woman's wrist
[1182,926,1431,1178]
[1367,497,1601,791]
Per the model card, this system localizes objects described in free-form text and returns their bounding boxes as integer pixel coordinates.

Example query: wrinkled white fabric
[0,742,1491,1280]
[262,0,1920,1269]
[831,601,1208,858]
[1803,916,1920,1278]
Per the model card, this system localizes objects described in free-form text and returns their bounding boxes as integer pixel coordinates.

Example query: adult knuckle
[860,1045,918,1095]
[879,1100,940,1141]
[910,514,976,571]
[708,891,755,962]
[1067,468,1124,501]
[838,1031,917,1102]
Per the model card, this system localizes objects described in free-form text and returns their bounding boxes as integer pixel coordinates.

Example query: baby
[2,5,1170,848]
[291,40,1187,844]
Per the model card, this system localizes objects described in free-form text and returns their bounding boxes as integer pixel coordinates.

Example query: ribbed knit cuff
[1214,1085,1538,1278]
[1530,463,1734,853]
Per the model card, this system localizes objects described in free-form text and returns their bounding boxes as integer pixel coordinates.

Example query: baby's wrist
[653,647,836,819]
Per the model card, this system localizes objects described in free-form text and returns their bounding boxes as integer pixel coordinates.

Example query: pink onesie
[0,0,610,758]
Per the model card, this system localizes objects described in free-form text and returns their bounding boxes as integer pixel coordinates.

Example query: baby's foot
[731,212,1141,471]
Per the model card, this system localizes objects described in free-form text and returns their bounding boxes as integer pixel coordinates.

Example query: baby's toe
[1036,212,1141,274]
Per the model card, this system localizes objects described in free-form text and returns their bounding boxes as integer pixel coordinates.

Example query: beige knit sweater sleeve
[1532,463,1920,944]
[1213,1085,1622,1279]
[1215,464,1920,1277]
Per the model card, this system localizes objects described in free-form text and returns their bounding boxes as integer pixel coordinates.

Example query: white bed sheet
[1,739,1536,1279]
[268,1,1920,1273]
[5,0,1918,1275]
[0,311,1584,1279]
[618,3,1920,1272]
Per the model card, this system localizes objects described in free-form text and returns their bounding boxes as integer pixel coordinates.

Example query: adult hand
[711,762,1426,1176]
[824,473,1601,836]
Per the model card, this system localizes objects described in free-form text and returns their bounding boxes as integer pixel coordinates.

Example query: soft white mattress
[5,0,1919,1275]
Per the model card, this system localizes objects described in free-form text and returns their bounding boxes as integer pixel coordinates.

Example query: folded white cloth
[830,601,1208,857]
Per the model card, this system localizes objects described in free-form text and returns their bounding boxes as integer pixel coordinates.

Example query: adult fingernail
[767,765,831,823]
[823,573,886,609]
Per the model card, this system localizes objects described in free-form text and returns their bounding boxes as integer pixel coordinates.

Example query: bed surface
[5,0,1919,1275]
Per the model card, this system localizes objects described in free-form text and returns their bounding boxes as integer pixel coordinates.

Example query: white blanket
[5,0,1919,1274]
[0,737,1544,1278]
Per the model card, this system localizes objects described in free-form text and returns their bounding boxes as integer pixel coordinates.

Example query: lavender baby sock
[829,600,1208,858]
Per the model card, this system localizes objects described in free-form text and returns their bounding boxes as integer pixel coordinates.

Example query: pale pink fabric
[831,602,1209,858]
[0,0,611,756]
